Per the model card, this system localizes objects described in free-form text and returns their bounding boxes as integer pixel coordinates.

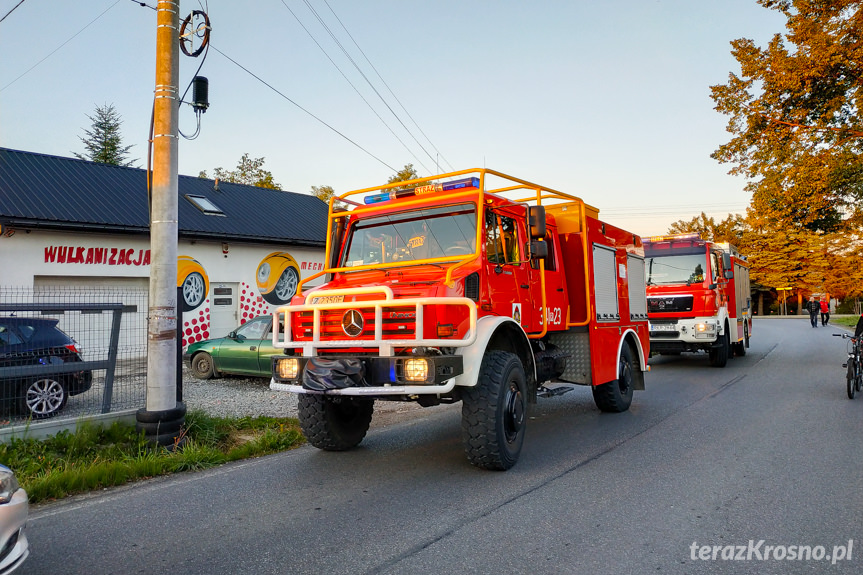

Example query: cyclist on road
[854,313,863,339]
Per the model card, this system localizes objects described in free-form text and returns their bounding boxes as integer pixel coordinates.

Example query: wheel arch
[619,328,647,391]
[454,316,536,397]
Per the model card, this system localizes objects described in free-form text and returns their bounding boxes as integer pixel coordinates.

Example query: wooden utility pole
[137,0,184,444]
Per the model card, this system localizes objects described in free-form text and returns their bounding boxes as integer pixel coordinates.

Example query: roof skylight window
[185,194,224,216]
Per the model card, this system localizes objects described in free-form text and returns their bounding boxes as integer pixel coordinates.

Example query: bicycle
[833,333,863,399]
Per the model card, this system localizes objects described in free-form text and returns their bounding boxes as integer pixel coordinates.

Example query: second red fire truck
[644,233,752,367]
[270,169,650,470]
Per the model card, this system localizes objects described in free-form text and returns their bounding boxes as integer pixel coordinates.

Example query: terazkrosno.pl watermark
[689,540,854,564]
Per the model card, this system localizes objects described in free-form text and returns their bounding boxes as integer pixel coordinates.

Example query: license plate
[309,295,344,305]
[650,324,675,332]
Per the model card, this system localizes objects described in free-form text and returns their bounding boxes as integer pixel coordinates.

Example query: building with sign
[0,147,328,349]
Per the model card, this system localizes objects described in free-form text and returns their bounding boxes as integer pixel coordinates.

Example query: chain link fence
[0,285,149,428]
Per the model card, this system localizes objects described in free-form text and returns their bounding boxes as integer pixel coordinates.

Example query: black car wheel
[191,352,215,379]
[20,377,68,419]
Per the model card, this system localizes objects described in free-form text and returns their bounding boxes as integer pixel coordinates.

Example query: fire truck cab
[644,233,752,366]
[270,169,650,470]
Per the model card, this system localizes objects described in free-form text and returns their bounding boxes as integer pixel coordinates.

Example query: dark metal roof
[0,147,328,247]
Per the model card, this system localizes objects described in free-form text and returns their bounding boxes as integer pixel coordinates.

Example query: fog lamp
[276,358,299,380]
[404,358,429,382]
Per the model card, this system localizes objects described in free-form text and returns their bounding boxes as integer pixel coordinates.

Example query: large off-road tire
[709,325,730,367]
[190,352,215,379]
[847,363,857,400]
[298,394,374,451]
[461,351,528,471]
[592,344,635,413]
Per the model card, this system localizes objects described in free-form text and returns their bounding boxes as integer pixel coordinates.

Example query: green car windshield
[234,317,271,340]
[342,203,477,267]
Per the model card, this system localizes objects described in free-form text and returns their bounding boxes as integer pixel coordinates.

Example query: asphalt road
[23,318,863,575]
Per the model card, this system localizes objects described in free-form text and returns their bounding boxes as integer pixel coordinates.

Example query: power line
[278,0,431,176]
[296,0,442,175]
[322,0,455,173]
[1,0,122,92]
[208,44,397,172]
[0,0,26,23]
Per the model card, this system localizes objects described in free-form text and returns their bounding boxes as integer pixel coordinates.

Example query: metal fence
[0,285,149,428]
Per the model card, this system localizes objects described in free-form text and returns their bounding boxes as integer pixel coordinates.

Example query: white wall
[0,229,325,348]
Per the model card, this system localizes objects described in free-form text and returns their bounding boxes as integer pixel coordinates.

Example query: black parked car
[0,317,92,419]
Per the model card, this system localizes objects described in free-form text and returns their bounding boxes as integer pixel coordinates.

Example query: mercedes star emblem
[342,309,364,337]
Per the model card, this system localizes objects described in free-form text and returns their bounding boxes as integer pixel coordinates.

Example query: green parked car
[185,316,283,379]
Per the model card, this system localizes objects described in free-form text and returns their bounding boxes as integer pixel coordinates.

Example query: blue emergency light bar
[364,177,480,205]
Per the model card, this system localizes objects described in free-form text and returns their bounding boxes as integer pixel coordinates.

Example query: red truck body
[270,169,650,469]
[644,233,752,366]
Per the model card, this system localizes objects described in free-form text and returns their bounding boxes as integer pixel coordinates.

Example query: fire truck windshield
[645,254,708,285]
[342,203,477,267]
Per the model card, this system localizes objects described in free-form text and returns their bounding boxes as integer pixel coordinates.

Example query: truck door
[529,228,567,331]
[484,207,534,330]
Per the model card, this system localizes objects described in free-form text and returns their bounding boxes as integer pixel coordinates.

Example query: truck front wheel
[709,325,730,367]
[298,394,374,451]
[592,344,635,413]
[461,351,527,471]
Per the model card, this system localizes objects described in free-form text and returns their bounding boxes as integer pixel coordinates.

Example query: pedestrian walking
[820,298,830,326]
[807,296,820,328]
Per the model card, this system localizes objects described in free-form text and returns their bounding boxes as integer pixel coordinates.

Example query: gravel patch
[180,367,455,428]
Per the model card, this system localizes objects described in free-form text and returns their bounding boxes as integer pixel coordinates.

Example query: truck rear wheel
[592,344,635,413]
[298,394,374,451]
[709,325,730,367]
[461,351,527,471]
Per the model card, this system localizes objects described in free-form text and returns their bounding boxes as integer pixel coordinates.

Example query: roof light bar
[364,177,479,205]
[643,232,702,243]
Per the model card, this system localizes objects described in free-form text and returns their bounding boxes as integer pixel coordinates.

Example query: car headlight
[0,468,20,504]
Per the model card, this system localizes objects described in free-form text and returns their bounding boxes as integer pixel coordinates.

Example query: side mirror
[528,206,546,240]
[530,240,549,260]
[724,270,734,280]
[228,331,237,339]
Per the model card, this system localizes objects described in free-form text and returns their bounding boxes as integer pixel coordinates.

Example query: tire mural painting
[256,251,301,305]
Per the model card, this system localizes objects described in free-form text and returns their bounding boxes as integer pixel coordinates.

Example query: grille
[465,272,479,301]
[647,295,693,313]
[294,306,417,340]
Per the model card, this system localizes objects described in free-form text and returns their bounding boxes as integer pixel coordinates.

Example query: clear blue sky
[0,0,786,235]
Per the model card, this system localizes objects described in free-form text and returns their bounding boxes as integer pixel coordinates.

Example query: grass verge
[831,316,857,328]
[0,410,305,505]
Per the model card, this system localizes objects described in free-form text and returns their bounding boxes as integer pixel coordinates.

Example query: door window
[485,210,520,264]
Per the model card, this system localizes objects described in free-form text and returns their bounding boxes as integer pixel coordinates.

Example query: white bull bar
[272,286,478,357]
[270,286,477,395]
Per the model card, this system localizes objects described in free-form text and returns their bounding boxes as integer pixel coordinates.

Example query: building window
[185,194,225,216]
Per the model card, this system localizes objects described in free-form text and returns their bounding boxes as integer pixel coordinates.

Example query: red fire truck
[270,169,650,470]
[644,233,752,366]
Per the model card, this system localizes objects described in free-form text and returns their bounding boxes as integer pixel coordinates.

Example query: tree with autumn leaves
[705,0,863,309]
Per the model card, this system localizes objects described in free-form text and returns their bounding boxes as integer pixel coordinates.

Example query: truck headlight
[404,358,429,382]
[694,322,717,339]
[275,357,299,380]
